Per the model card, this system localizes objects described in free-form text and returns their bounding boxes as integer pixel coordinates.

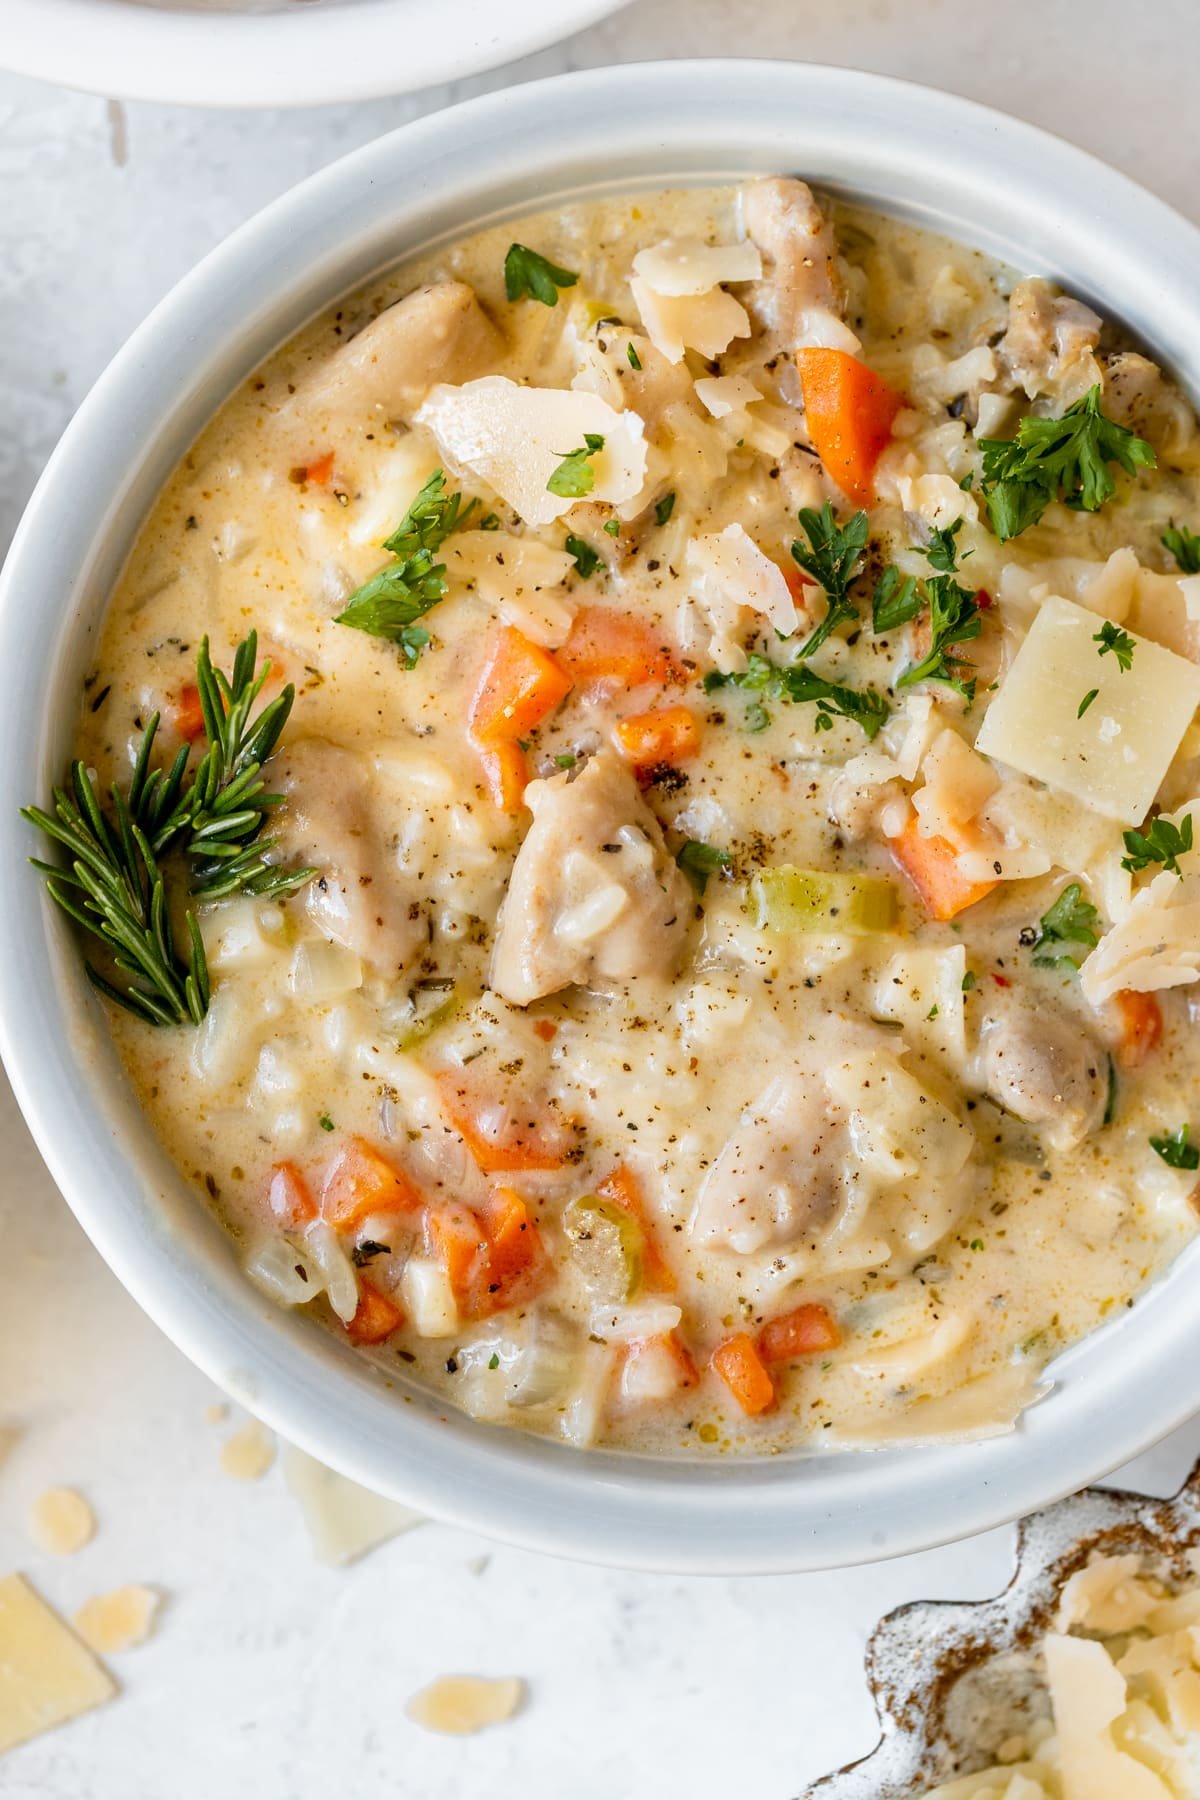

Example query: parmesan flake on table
[73,1587,160,1656]
[0,1574,116,1755]
[405,1674,525,1736]
[415,377,647,527]
[30,1487,95,1557]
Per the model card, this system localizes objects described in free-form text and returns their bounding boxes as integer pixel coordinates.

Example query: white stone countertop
[2,3,1200,1795]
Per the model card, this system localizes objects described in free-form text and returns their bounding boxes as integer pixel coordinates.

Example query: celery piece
[562,1195,643,1302]
[750,866,898,935]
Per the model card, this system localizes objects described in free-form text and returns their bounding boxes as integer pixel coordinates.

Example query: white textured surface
[2,3,1200,1794]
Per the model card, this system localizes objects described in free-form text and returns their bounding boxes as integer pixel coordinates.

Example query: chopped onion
[290,939,364,1003]
[304,1221,360,1324]
[588,1299,682,1343]
[244,1236,316,1308]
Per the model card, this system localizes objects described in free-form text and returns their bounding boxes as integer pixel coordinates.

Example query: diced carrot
[305,450,335,487]
[469,626,571,746]
[615,705,701,771]
[1114,990,1164,1068]
[173,683,206,743]
[425,1201,490,1301]
[435,1070,572,1174]
[615,1331,699,1407]
[344,1281,404,1346]
[320,1136,424,1233]
[532,1019,558,1042]
[891,813,1001,922]
[758,1302,840,1365]
[595,1165,676,1294]
[782,563,816,606]
[425,1191,549,1320]
[477,1187,550,1313]
[267,1160,317,1231]
[478,739,529,814]
[711,1333,776,1416]
[795,347,903,505]
[556,606,678,693]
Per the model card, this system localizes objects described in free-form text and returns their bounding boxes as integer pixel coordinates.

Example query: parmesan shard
[283,1446,424,1566]
[1080,805,1200,1002]
[405,1674,525,1736]
[415,378,647,527]
[73,1587,160,1656]
[30,1487,95,1557]
[975,594,1200,823]
[219,1421,275,1482]
[693,374,762,418]
[629,279,752,365]
[630,237,762,296]
[0,1573,116,1753]
[1042,1632,1173,1800]
[685,524,797,665]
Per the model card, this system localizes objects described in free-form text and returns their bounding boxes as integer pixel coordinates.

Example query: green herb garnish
[23,634,312,1025]
[1150,1125,1200,1171]
[547,434,605,499]
[705,652,890,739]
[790,503,869,657]
[1077,688,1099,718]
[979,385,1156,542]
[335,470,474,664]
[895,574,981,704]
[503,243,579,307]
[1163,523,1200,574]
[871,566,922,633]
[1121,813,1193,877]
[603,518,621,537]
[318,1112,335,1132]
[1093,620,1135,671]
[655,491,676,527]
[923,517,967,573]
[675,839,732,893]
[1031,882,1100,969]
[962,970,977,992]
[626,342,642,371]
[564,533,601,578]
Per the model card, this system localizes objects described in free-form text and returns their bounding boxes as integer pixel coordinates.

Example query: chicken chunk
[996,278,1102,405]
[299,281,505,427]
[690,1069,842,1255]
[976,994,1107,1151]
[1102,351,1196,456]
[274,738,426,975]
[739,177,846,348]
[489,751,691,1005]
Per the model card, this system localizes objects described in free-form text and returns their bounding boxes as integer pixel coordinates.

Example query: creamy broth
[61,180,1200,1456]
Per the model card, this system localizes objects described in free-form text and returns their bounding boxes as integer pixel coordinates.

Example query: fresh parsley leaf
[896,574,981,703]
[961,970,977,991]
[675,839,731,893]
[564,533,601,578]
[479,511,501,532]
[790,503,870,657]
[318,1112,335,1132]
[626,341,642,371]
[1032,882,1100,968]
[504,242,579,307]
[1094,619,1135,671]
[872,565,922,633]
[1121,813,1193,877]
[488,1352,501,1370]
[603,518,621,537]
[979,385,1156,542]
[553,752,577,769]
[1163,523,1200,574]
[706,652,890,739]
[923,517,967,573]
[1150,1124,1200,1171]
[547,434,605,499]
[655,491,676,526]
[336,471,473,662]
[1077,687,1099,718]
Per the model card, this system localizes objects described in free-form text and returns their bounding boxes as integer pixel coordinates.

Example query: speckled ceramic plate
[806,1459,1200,1797]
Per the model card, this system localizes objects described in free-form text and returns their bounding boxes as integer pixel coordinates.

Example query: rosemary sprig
[23,632,313,1024]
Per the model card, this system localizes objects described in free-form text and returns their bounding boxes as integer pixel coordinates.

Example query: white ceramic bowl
[0,0,627,108]
[4,62,1200,1573]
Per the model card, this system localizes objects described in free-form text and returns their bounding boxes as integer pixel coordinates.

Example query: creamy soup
[37,179,1200,1456]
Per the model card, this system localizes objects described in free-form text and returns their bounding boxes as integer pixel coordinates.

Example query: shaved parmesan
[219,1420,275,1482]
[631,236,761,296]
[1080,806,1200,1002]
[416,378,647,527]
[795,307,862,354]
[1057,1552,1159,1634]
[685,524,797,666]
[1042,1632,1172,1800]
[30,1487,95,1557]
[0,1573,116,1753]
[283,1446,424,1566]
[73,1587,160,1655]
[912,730,1000,844]
[405,1674,524,1736]
[975,595,1200,822]
[693,374,762,418]
[630,278,752,365]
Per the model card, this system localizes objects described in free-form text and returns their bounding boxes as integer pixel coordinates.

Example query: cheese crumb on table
[30,1487,95,1556]
[0,1573,116,1754]
[282,1445,423,1565]
[218,1421,275,1482]
[73,1587,160,1656]
[405,1675,525,1736]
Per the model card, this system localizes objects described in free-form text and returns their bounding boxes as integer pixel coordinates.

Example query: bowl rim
[0,0,627,108]
[4,58,1200,1573]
